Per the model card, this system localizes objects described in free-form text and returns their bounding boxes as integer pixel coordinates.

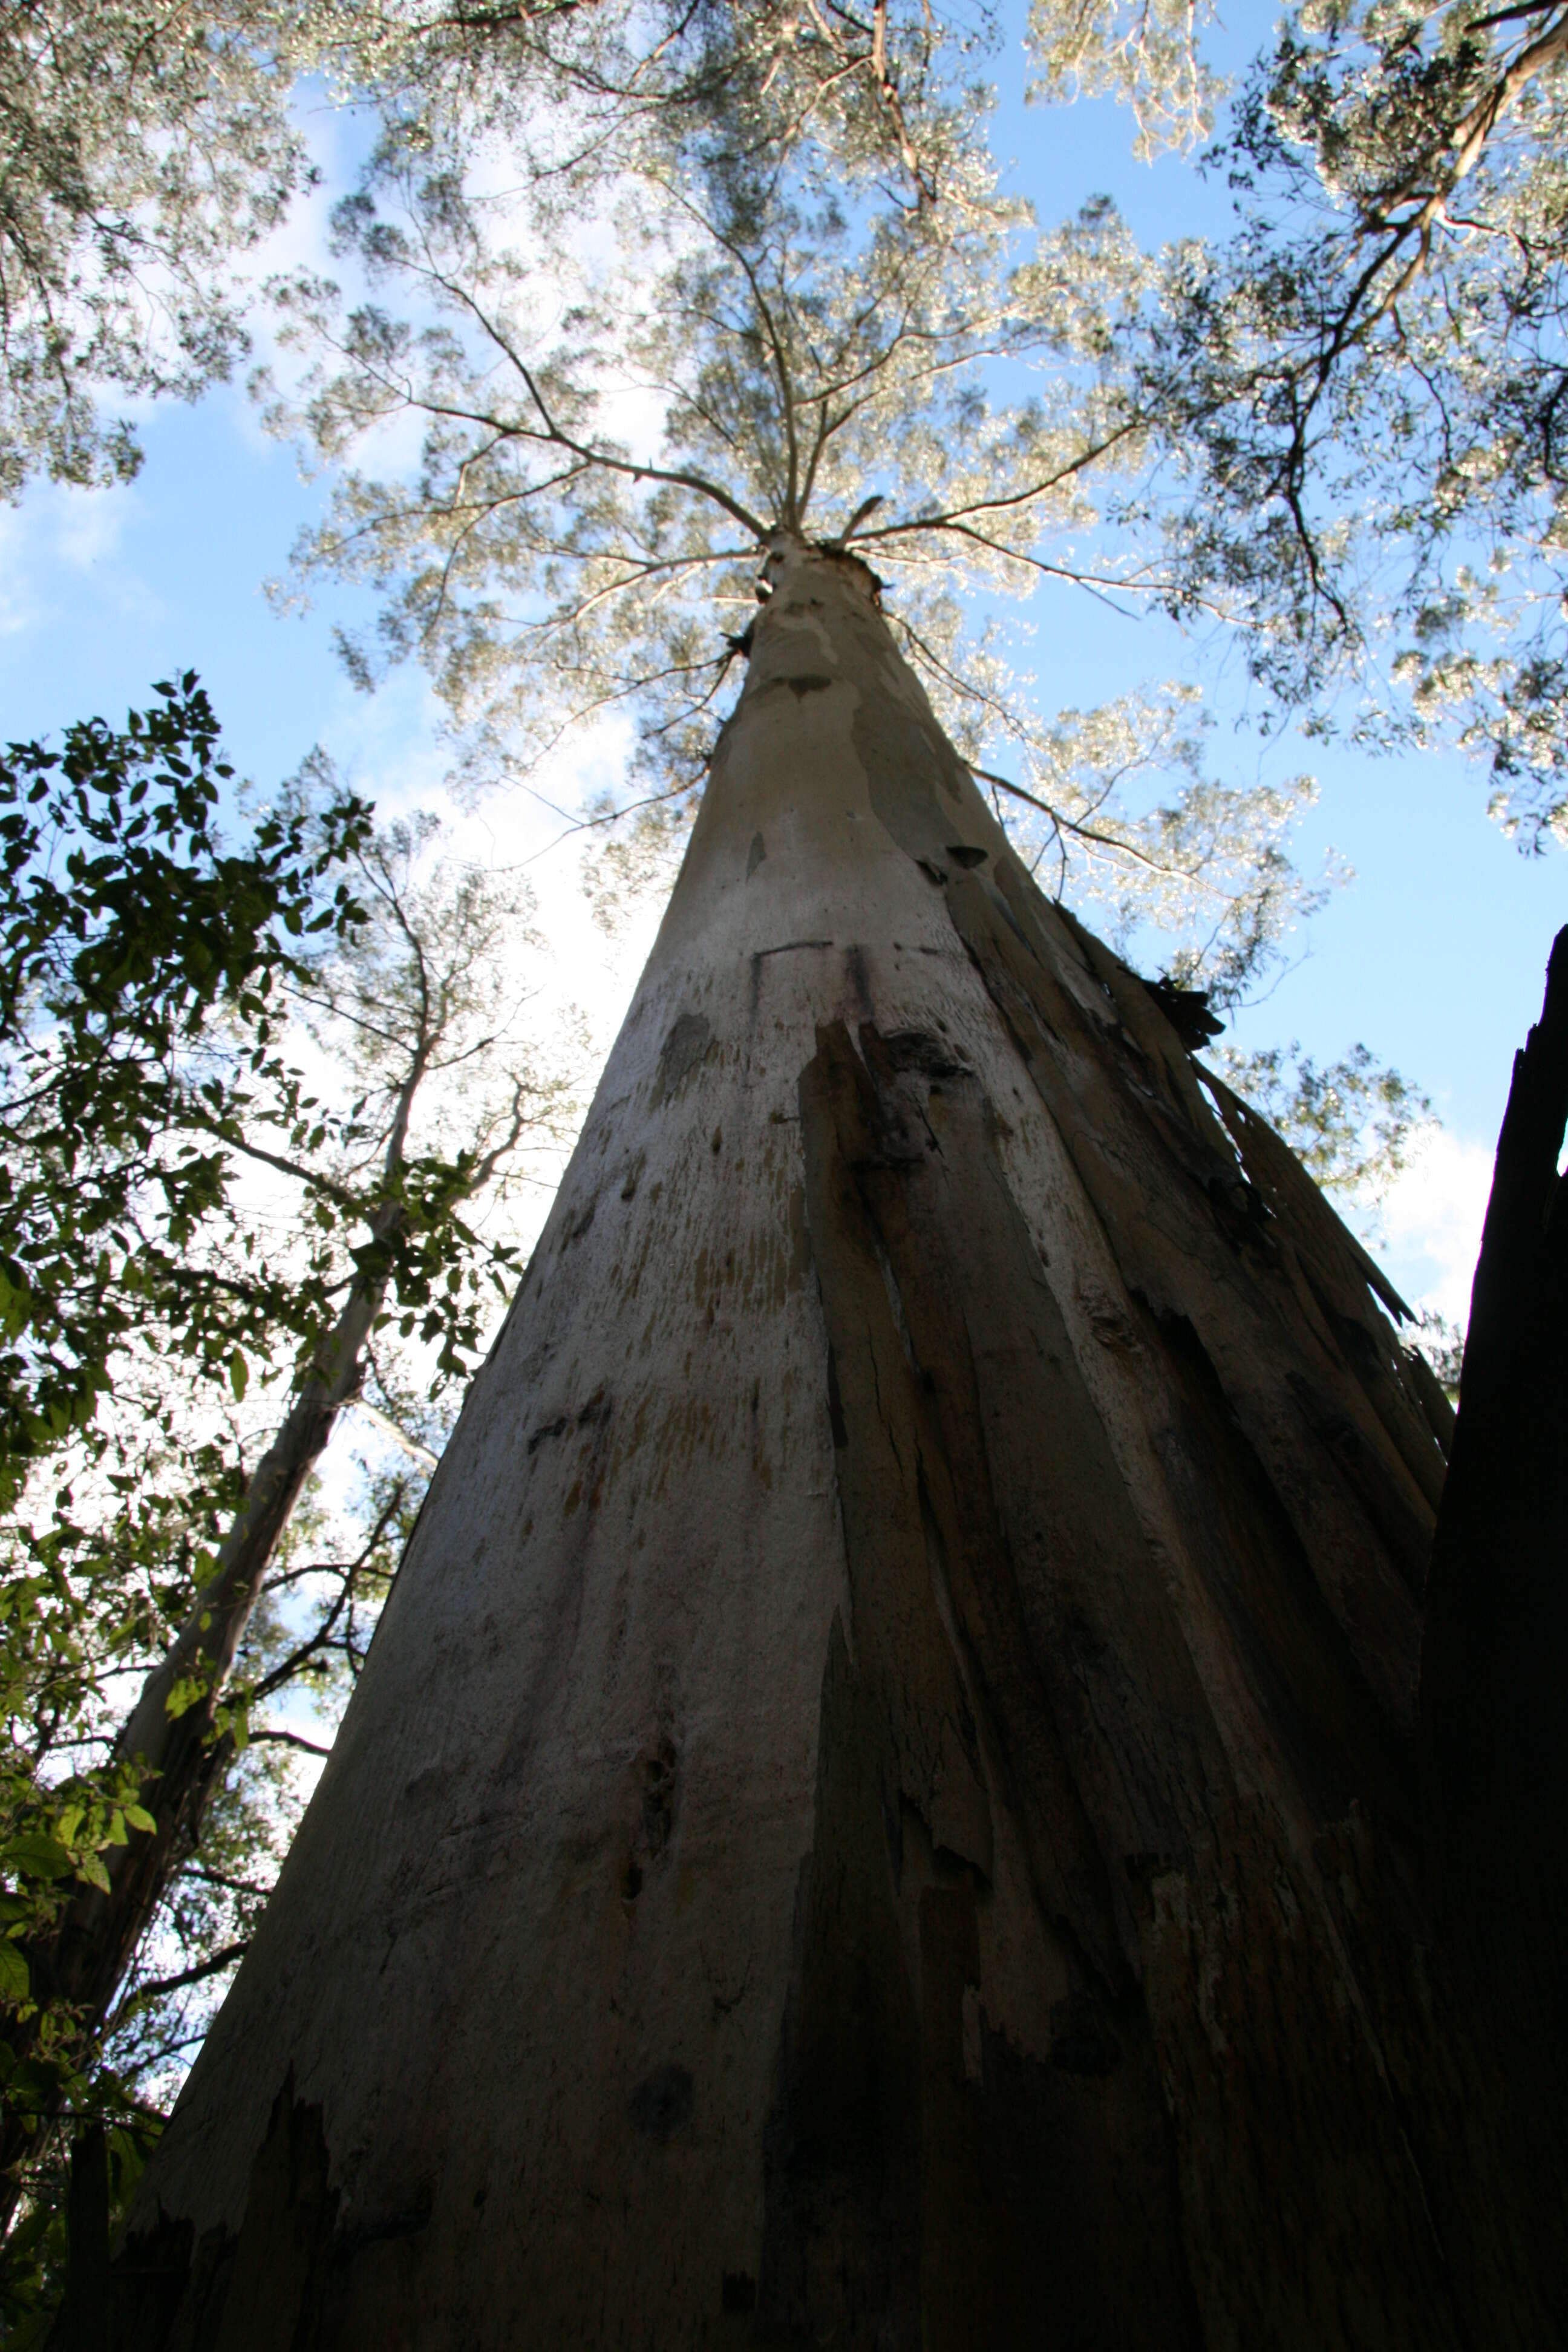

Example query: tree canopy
[258,53,1346,1013]
[0,0,988,497]
[1036,0,1568,843]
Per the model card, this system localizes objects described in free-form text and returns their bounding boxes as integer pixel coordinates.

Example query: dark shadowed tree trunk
[1420,924,1568,2321]
[109,544,1565,2348]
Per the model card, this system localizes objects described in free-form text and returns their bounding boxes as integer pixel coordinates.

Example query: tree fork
[109,544,1564,2347]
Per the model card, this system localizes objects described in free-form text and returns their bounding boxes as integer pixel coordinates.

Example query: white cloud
[0,474,158,646]
[53,480,137,570]
[1374,1125,1495,1330]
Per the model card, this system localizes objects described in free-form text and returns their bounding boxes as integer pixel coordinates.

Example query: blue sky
[2,16,1561,1325]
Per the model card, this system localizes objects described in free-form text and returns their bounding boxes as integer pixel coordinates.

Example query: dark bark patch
[797,1033,996,1892]
[1140,1305,1416,1835]
[332,2189,433,2264]
[640,1733,679,1860]
[761,671,835,698]
[801,1020,1120,1975]
[806,1014,1236,1982]
[943,864,1429,1733]
[628,2065,694,2141]
[746,831,767,877]
[880,1030,970,1082]
[791,1004,1477,2343]
[113,2070,339,2351]
[653,1011,713,1105]
[561,1194,596,1245]
[759,1616,923,2347]
[842,944,873,1017]
[103,2210,197,2352]
[1049,1996,1120,2076]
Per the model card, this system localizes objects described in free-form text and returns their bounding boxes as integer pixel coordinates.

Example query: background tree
[0,690,578,2305]
[0,676,371,1504]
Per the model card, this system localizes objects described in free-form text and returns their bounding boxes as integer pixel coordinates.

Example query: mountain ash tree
[96,64,1568,2350]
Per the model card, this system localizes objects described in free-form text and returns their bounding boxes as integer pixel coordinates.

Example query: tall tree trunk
[113,543,1563,2348]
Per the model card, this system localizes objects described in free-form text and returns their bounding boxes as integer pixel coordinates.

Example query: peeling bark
[113,544,1564,2348]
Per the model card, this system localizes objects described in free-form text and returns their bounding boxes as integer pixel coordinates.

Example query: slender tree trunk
[3,1025,451,2201]
[112,543,1564,2347]
[60,1265,390,1993]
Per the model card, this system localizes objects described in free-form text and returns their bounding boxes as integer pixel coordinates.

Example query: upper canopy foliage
[1038,0,1568,843]
[256,24,1337,1003]
[0,0,1353,998]
[0,0,305,494]
[0,0,990,496]
[16,0,1568,858]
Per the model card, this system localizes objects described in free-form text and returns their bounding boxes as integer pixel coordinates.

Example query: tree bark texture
[111,546,1563,2348]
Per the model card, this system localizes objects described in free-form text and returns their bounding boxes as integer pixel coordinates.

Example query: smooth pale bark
[113,544,1561,2348]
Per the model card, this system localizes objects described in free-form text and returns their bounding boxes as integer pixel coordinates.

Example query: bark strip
[791,1010,1465,2348]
